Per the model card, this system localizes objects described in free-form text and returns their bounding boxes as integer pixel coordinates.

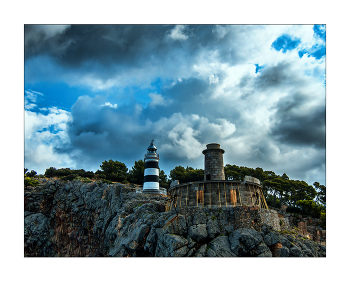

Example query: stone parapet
[166,180,264,211]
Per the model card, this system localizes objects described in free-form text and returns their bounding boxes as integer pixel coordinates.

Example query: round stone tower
[143,139,160,191]
[202,143,225,181]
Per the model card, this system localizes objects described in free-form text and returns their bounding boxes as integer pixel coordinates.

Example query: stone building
[166,143,269,210]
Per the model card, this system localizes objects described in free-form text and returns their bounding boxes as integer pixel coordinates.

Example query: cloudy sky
[24,24,326,185]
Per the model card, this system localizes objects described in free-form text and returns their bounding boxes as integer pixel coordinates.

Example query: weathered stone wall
[167,181,263,210]
[260,209,281,231]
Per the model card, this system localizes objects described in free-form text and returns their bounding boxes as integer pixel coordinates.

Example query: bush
[320,211,326,229]
[73,176,93,183]
[61,174,78,181]
[24,177,39,187]
[82,171,95,178]
[286,206,302,214]
[44,167,57,177]
[26,170,37,178]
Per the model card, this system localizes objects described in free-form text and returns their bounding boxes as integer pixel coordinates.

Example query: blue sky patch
[271,35,301,53]
[313,25,326,41]
[298,49,308,58]
[24,82,89,112]
[254,64,264,73]
[310,45,326,60]
[298,45,325,60]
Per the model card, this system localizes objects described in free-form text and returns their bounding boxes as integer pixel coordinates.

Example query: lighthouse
[202,143,225,181]
[143,139,160,192]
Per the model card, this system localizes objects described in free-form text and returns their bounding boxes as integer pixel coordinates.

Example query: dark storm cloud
[142,77,241,124]
[255,61,306,90]
[270,92,326,148]
[25,25,216,67]
[25,25,73,59]
[55,95,152,168]
[24,25,246,86]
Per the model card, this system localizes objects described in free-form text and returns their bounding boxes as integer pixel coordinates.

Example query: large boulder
[188,224,208,242]
[155,234,189,257]
[194,244,207,257]
[263,231,283,246]
[254,242,272,257]
[289,246,304,257]
[229,228,263,256]
[207,236,236,257]
[207,219,221,239]
[162,214,187,236]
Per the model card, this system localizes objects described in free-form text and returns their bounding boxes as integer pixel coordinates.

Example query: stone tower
[202,143,225,181]
[143,139,160,191]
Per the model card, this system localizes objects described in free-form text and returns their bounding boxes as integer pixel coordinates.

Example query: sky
[24,24,326,185]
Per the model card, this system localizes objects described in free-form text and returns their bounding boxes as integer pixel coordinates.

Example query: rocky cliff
[24,179,326,257]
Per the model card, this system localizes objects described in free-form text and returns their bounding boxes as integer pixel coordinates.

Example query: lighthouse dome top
[147,139,157,152]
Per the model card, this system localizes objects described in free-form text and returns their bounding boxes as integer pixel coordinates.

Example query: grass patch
[277,230,298,235]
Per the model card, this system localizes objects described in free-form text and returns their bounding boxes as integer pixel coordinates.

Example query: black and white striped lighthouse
[143,139,160,192]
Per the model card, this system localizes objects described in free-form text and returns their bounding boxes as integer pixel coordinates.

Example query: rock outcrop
[24,179,326,257]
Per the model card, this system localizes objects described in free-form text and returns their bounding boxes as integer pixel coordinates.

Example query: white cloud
[153,113,236,159]
[209,74,219,84]
[24,105,74,173]
[168,25,188,41]
[212,25,228,39]
[24,90,43,110]
[102,102,118,108]
[148,93,173,107]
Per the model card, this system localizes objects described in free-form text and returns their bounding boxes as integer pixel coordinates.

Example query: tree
[128,159,145,184]
[159,170,170,189]
[45,167,57,178]
[26,170,37,178]
[185,166,204,182]
[169,165,204,183]
[99,159,128,182]
[296,199,324,218]
[170,166,187,183]
[313,182,326,207]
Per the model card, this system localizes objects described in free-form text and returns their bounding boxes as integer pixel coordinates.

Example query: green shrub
[320,211,326,229]
[24,177,39,187]
[61,174,78,181]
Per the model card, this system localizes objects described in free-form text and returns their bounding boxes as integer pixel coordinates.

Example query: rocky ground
[24,179,326,257]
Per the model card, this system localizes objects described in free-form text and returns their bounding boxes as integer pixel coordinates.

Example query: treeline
[224,165,326,218]
[24,159,170,188]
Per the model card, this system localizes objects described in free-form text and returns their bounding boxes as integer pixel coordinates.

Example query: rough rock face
[24,179,326,257]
